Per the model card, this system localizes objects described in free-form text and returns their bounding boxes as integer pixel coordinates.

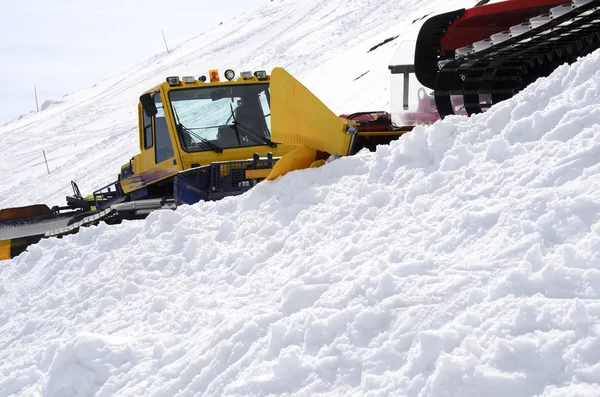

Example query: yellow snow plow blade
[266,147,318,181]
[267,67,354,179]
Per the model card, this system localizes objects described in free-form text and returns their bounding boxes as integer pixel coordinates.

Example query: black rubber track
[434,0,600,118]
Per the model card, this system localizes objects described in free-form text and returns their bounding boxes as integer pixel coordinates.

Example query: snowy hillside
[2,0,600,396]
[0,0,473,209]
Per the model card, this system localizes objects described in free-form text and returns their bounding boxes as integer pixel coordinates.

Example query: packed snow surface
[2,0,600,396]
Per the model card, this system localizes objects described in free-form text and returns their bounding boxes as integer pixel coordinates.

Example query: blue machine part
[173,154,278,207]
[173,166,211,206]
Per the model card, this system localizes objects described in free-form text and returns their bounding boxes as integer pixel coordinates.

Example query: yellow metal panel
[270,67,352,156]
[266,147,318,181]
[0,239,11,261]
[245,168,272,179]
[137,104,144,152]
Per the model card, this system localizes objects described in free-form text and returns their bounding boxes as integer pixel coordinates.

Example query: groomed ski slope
[2,47,600,397]
[2,1,600,397]
[0,0,475,209]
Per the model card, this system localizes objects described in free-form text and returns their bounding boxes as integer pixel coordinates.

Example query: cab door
[139,93,182,185]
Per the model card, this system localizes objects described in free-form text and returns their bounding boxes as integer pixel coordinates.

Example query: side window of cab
[143,108,152,149]
[153,94,174,164]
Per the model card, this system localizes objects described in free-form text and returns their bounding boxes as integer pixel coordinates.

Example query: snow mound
[2,44,600,396]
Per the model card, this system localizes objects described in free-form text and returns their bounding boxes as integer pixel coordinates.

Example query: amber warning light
[209,69,220,82]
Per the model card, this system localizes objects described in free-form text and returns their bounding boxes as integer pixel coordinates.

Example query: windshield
[169,83,272,152]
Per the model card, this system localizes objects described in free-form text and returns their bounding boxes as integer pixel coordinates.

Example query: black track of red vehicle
[415,0,568,89]
[414,0,600,118]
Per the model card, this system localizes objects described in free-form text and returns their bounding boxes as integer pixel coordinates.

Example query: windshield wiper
[232,122,277,148]
[228,104,277,148]
[178,124,223,153]
[173,104,224,153]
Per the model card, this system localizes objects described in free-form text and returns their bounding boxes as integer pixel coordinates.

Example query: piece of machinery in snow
[0,68,409,260]
[392,0,600,120]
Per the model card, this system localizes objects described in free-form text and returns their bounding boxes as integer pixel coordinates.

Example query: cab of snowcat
[118,66,428,200]
[119,70,298,196]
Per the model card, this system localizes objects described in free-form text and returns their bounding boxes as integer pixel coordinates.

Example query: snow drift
[3,43,600,397]
[2,0,600,396]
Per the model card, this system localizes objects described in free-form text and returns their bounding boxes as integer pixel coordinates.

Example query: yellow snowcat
[3,0,599,260]
[0,68,409,260]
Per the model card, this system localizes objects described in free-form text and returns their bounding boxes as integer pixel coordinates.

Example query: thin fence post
[43,150,50,174]
[162,30,170,54]
[34,84,39,112]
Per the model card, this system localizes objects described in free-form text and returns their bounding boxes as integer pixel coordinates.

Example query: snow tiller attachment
[0,181,124,260]
[414,0,600,118]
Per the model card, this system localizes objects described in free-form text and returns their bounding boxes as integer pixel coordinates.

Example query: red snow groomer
[390,0,600,124]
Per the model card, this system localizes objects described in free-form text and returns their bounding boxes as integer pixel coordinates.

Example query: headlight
[224,69,235,81]
[166,76,180,86]
[182,76,195,83]
[254,70,267,80]
[240,71,253,79]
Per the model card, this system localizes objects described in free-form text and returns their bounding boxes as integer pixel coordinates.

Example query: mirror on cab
[140,93,157,117]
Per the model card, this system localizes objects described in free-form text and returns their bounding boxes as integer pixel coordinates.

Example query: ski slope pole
[34,84,39,112]
[43,150,50,174]
[162,30,170,54]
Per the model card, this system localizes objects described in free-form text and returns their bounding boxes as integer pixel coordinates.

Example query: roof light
[209,69,220,82]
[199,75,207,82]
[166,76,180,86]
[240,71,253,79]
[254,70,267,80]
[224,69,235,81]
[182,76,195,83]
